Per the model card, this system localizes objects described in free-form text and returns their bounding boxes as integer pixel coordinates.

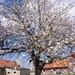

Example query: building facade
[5,67,30,75]
[0,59,30,75]
[42,57,75,74]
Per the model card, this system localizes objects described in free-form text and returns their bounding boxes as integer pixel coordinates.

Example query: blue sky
[0,0,75,69]
[3,0,23,4]
[0,0,75,15]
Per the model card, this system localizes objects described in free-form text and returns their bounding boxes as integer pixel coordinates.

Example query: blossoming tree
[0,0,75,75]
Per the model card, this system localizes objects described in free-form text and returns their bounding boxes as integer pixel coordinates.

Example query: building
[5,66,30,75]
[0,59,30,75]
[42,57,75,74]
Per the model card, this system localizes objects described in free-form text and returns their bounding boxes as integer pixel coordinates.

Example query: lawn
[54,74,75,75]
[63,74,75,75]
[42,74,75,75]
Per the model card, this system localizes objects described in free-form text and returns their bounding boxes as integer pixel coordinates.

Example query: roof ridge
[0,59,18,68]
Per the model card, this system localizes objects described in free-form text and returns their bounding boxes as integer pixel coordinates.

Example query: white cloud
[69,7,75,16]
[0,0,4,2]
[51,0,75,16]
[0,15,3,20]
[1,17,8,27]
[0,0,5,20]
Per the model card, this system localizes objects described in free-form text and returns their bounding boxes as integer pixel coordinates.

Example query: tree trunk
[34,57,45,75]
[35,63,41,75]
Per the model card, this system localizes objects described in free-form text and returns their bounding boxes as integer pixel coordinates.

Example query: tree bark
[34,57,45,75]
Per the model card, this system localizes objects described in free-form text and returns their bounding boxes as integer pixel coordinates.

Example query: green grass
[63,74,75,75]
[56,74,75,75]
[41,74,75,75]
[55,74,75,75]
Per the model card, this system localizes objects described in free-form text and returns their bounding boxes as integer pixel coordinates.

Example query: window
[14,71,16,73]
[7,72,10,74]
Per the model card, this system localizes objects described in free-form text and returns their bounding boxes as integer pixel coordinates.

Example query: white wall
[5,68,20,75]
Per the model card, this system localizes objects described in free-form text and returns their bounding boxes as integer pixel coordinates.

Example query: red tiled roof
[69,57,75,62]
[44,57,75,69]
[44,59,69,69]
[0,59,18,68]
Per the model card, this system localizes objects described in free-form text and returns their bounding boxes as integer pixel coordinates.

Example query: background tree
[0,0,75,75]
